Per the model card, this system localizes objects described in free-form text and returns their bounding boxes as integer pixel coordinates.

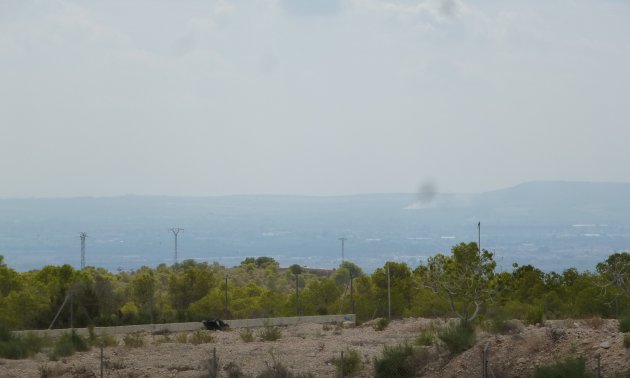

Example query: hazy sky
[1,0,629,197]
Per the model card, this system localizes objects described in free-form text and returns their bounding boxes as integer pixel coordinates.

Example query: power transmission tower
[80,232,87,270]
[169,228,184,264]
[338,237,347,262]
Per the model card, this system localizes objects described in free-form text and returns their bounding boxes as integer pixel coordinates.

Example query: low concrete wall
[13,314,355,338]
[225,314,354,328]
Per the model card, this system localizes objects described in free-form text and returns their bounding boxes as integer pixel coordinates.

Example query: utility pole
[350,272,354,315]
[169,228,184,265]
[290,264,303,317]
[224,274,231,319]
[478,221,481,254]
[295,272,300,317]
[70,289,74,329]
[338,237,347,262]
[387,262,391,320]
[80,232,87,270]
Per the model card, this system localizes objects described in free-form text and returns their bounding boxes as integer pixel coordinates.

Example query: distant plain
[1,181,629,273]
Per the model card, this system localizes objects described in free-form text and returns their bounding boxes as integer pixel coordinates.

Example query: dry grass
[175,333,188,343]
[239,328,255,342]
[122,333,144,348]
[153,334,171,344]
[258,325,282,341]
[190,330,214,345]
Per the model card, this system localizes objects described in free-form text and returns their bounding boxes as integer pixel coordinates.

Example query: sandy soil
[1,318,628,377]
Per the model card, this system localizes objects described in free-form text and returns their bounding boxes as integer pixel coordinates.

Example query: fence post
[482,342,490,378]
[100,345,103,378]
[340,350,344,378]
[481,348,486,378]
[596,353,601,378]
[213,347,218,377]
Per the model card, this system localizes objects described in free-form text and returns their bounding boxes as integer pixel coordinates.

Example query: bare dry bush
[545,327,566,344]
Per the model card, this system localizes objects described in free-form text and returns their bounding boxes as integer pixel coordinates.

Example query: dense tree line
[0,243,629,330]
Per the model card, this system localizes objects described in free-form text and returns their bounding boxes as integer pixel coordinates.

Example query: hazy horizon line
[2,179,630,201]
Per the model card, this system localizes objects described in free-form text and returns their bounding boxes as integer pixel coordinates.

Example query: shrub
[23,332,45,352]
[240,328,255,342]
[38,362,52,378]
[332,348,362,376]
[437,321,475,354]
[225,361,248,378]
[0,325,12,341]
[503,300,531,320]
[258,325,281,342]
[619,317,630,333]
[88,329,117,347]
[190,330,214,345]
[333,323,343,335]
[624,333,630,349]
[533,357,591,378]
[373,318,389,331]
[122,333,144,348]
[374,344,426,378]
[526,307,544,326]
[488,318,522,335]
[0,329,44,359]
[256,361,314,378]
[175,333,189,343]
[546,327,566,344]
[50,331,89,360]
[415,330,434,346]
[103,356,127,370]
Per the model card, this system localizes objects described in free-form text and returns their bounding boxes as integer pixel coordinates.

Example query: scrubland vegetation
[1,242,629,333]
[1,242,630,377]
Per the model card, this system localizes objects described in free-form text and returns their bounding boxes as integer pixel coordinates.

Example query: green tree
[0,282,48,329]
[508,264,546,303]
[130,267,156,323]
[334,261,364,314]
[596,252,630,317]
[168,260,217,320]
[32,265,81,328]
[372,262,413,318]
[408,266,449,318]
[89,268,123,325]
[240,256,279,269]
[300,278,340,315]
[352,275,377,322]
[0,256,20,296]
[424,242,496,321]
[188,287,226,320]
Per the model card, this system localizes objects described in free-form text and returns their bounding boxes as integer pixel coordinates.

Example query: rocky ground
[0,318,628,377]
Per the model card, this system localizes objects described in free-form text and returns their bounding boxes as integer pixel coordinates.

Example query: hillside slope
[1,318,628,377]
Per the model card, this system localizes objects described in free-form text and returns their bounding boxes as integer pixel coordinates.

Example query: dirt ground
[1,318,629,377]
